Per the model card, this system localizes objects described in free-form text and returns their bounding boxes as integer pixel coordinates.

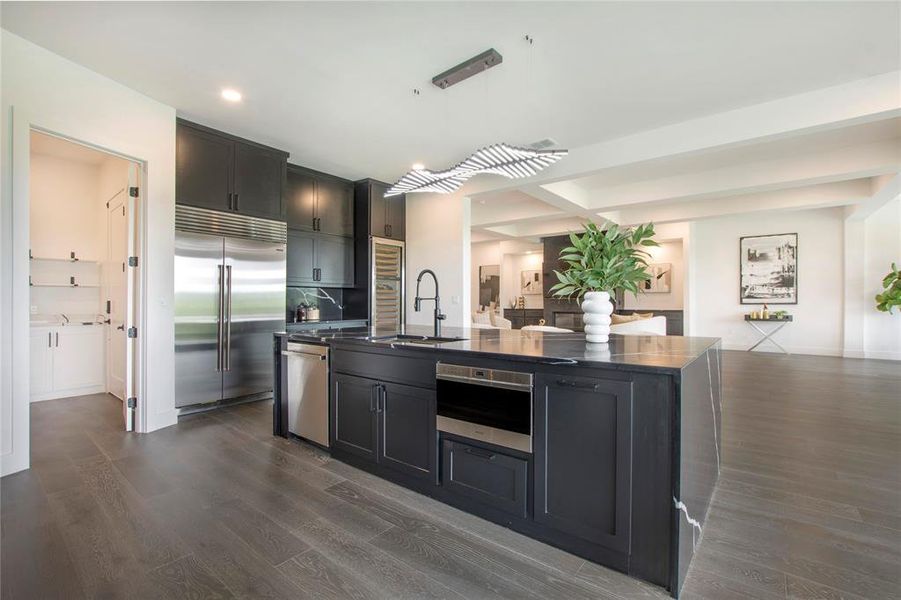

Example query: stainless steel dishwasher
[282,342,329,447]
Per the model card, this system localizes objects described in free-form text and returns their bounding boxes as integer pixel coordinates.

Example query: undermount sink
[370,334,466,345]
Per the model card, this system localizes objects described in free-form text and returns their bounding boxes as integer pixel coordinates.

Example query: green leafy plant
[875,262,901,314]
[549,222,659,301]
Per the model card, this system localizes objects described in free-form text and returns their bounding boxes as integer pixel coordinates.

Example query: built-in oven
[436,363,533,453]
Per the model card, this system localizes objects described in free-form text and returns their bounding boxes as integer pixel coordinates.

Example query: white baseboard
[30,384,106,403]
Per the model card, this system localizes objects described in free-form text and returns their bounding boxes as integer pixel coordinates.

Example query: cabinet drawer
[332,348,435,388]
[441,438,528,519]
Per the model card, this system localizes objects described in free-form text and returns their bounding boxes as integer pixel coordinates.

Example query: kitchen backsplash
[286,287,345,323]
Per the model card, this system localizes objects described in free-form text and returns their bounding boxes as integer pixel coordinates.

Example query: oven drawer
[441,438,528,519]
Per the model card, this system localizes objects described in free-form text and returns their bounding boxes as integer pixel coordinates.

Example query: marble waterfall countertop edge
[275,325,720,373]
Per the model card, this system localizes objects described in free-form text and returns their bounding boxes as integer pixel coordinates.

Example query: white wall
[406,191,471,328]
[863,195,901,359]
[690,207,845,355]
[501,252,544,311]
[1,31,177,475]
[470,241,502,312]
[624,240,684,310]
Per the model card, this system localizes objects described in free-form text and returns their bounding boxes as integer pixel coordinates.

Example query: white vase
[582,291,613,343]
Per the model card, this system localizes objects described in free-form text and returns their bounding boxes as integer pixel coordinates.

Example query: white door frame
[3,107,149,474]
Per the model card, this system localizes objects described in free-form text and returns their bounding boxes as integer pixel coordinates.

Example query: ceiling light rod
[432,48,503,89]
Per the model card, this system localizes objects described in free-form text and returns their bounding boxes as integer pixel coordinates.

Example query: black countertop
[276,324,719,374]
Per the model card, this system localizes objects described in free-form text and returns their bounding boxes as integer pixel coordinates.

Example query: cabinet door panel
[53,328,105,391]
[386,194,405,240]
[316,176,354,237]
[286,167,317,231]
[316,235,353,287]
[441,438,528,518]
[30,329,53,397]
[380,382,435,480]
[332,374,378,461]
[287,230,316,285]
[534,374,633,553]
[176,124,233,212]
[369,182,388,238]
[233,142,285,220]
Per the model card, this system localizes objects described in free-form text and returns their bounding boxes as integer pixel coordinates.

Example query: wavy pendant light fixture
[385,143,568,197]
[388,38,567,197]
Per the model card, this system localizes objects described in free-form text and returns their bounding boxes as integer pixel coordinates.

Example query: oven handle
[436,372,532,392]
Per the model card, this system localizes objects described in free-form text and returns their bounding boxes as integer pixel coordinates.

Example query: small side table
[744,315,793,354]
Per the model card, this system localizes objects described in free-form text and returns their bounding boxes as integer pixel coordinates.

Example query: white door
[106,194,128,400]
[29,328,53,397]
[53,327,105,391]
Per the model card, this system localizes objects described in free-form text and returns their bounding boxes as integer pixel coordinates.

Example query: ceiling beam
[582,139,900,211]
[600,179,873,226]
[463,71,901,198]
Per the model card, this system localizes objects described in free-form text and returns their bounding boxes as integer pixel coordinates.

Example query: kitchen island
[272,325,721,598]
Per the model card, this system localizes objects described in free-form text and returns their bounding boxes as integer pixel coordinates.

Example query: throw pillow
[472,311,492,325]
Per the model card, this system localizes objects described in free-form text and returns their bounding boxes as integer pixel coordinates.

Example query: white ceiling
[3,1,899,184]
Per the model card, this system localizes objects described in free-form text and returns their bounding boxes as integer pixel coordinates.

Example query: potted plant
[876,262,901,314]
[550,222,658,343]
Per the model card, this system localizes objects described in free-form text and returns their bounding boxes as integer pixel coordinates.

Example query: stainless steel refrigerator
[174,205,286,409]
[370,237,405,329]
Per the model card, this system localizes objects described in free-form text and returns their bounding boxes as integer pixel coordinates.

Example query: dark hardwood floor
[2,351,899,599]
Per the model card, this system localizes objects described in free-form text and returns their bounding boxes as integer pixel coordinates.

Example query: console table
[744,314,793,353]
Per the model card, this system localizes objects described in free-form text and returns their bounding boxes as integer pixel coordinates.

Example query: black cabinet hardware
[464,446,496,460]
[556,378,600,391]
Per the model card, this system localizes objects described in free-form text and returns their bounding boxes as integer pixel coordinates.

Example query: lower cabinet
[331,373,436,481]
[441,438,529,519]
[30,326,105,401]
[534,373,633,553]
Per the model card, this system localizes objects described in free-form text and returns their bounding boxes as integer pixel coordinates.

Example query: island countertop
[275,324,719,375]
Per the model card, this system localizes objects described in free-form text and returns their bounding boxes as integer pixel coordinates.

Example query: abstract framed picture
[642,263,672,293]
[740,233,797,304]
[521,270,542,295]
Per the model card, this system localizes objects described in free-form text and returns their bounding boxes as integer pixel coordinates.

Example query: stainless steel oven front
[435,363,533,453]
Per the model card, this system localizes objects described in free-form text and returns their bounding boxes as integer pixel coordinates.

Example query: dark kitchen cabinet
[287,230,353,287]
[380,381,435,480]
[355,179,405,240]
[441,438,529,519]
[176,120,287,221]
[287,230,316,285]
[287,165,353,237]
[316,234,353,286]
[331,372,436,481]
[332,374,378,461]
[534,373,633,554]
[176,124,233,213]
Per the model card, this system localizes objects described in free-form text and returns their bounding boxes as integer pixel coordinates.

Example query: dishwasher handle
[281,351,327,361]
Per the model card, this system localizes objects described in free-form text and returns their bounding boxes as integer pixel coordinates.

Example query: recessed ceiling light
[411,162,425,170]
[221,88,242,102]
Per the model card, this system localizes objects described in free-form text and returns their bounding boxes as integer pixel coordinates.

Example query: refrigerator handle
[225,264,233,371]
[216,265,224,372]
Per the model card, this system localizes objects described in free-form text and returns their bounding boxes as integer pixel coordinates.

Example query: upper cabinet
[286,165,353,237]
[355,179,405,240]
[176,119,288,222]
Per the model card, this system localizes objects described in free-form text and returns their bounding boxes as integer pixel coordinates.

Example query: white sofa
[610,315,667,336]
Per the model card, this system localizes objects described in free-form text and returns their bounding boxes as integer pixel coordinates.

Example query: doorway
[27,130,142,431]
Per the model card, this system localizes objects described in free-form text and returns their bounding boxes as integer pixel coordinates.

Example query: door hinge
[126,397,137,409]
[127,327,137,338]
[129,187,139,198]
[128,256,138,267]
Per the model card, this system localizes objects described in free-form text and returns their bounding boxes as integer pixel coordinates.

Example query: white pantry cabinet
[29,325,105,402]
